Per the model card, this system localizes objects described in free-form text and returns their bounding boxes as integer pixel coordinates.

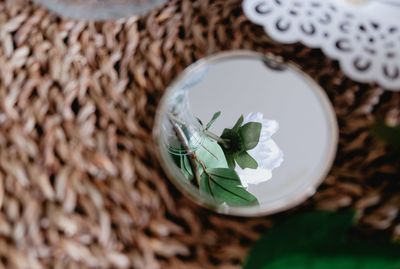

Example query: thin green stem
[204,129,230,149]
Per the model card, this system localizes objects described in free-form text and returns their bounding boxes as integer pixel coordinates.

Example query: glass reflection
[160,68,284,207]
[155,51,338,216]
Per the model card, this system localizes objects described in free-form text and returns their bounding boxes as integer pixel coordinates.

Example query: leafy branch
[199,113,263,170]
[168,112,259,206]
[219,115,261,169]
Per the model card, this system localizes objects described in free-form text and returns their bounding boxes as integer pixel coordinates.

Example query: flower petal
[249,139,284,170]
[260,119,279,138]
[238,168,273,188]
[244,112,264,123]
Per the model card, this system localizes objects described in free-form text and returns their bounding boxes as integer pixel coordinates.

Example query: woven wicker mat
[0,0,399,268]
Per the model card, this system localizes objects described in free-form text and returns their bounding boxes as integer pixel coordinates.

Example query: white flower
[235,112,284,188]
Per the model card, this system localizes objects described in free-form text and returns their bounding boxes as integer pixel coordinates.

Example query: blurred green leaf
[205,111,221,130]
[232,115,244,132]
[170,137,228,182]
[200,168,258,206]
[235,151,258,169]
[372,121,400,152]
[170,149,193,182]
[221,128,245,153]
[180,154,193,181]
[220,116,262,169]
[225,152,236,169]
[244,211,400,269]
[196,137,228,172]
[240,122,262,150]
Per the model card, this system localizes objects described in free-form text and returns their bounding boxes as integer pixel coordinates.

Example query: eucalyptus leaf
[200,168,258,206]
[235,151,258,169]
[240,122,262,150]
[372,121,400,152]
[205,111,221,130]
[244,211,400,269]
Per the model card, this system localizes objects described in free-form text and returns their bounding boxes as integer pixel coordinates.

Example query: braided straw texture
[0,0,399,268]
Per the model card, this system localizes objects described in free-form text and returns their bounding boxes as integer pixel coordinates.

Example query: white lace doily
[243,0,400,90]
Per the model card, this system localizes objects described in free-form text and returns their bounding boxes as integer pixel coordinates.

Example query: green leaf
[220,128,244,152]
[170,151,181,167]
[205,111,221,130]
[244,211,400,269]
[247,211,354,260]
[235,151,258,169]
[220,128,231,142]
[170,138,228,183]
[195,137,228,172]
[199,172,213,196]
[170,151,193,182]
[225,152,236,169]
[181,154,193,180]
[200,168,258,206]
[256,245,400,269]
[372,121,400,152]
[232,115,244,131]
[240,122,262,150]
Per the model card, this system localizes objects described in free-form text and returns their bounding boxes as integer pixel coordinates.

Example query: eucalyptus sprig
[169,112,259,206]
